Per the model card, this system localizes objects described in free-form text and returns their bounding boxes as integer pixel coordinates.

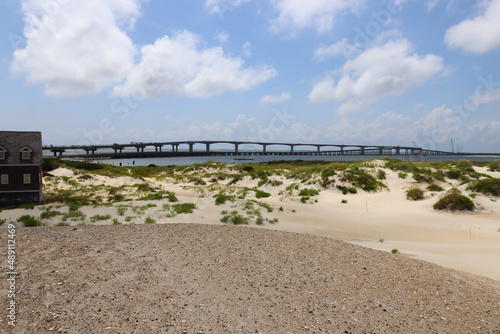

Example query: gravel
[2,223,500,333]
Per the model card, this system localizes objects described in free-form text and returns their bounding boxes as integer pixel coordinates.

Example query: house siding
[0,131,43,206]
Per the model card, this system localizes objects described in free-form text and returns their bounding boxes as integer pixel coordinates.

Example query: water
[93,154,500,167]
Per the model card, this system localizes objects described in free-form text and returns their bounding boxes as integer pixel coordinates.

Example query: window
[23,174,31,184]
[0,146,6,160]
[20,147,32,160]
[1,174,8,185]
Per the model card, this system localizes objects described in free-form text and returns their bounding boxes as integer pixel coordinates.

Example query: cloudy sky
[1,0,500,152]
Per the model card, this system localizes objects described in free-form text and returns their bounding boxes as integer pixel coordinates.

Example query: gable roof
[0,131,42,165]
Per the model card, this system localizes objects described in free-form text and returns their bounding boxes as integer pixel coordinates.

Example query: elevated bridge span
[43,141,464,159]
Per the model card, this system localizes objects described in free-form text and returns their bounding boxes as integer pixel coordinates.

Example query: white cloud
[205,0,250,16]
[216,31,229,44]
[425,0,441,12]
[444,0,500,53]
[309,38,444,102]
[241,42,252,57]
[112,31,278,98]
[314,39,361,61]
[10,0,140,98]
[260,92,291,104]
[270,0,365,35]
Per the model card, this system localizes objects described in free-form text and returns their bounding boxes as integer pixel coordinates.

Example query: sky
[1,0,500,153]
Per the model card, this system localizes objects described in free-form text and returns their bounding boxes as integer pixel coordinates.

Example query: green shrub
[446,169,461,179]
[427,183,444,192]
[40,209,62,219]
[255,190,271,199]
[228,175,243,185]
[298,188,320,197]
[341,199,348,204]
[214,194,235,205]
[433,188,475,211]
[391,249,400,254]
[398,171,408,179]
[172,203,197,214]
[230,214,248,225]
[256,217,264,225]
[0,219,6,226]
[300,196,310,203]
[18,203,37,210]
[65,161,104,171]
[117,206,127,216]
[469,193,477,199]
[377,169,386,180]
[488,161,500,172]
[468,178,500,196]
[145,217,156,224]
[90,214,112,222]
[336,185,357,194]
[55,222,70,227]
[342,167,381,192]
[17,215,42,227]
[113,219,121,225]
[406,187,425,201]
[167,192,178,202]
[136,183,153,192]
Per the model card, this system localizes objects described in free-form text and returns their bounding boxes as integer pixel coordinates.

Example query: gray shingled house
[0,131,43,206]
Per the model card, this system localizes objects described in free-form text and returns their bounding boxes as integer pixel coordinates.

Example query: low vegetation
[433,188,475,212]
[468,178,500,197]
[406,187,425,201]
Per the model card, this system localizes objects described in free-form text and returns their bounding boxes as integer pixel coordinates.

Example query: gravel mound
[3,224,500,333]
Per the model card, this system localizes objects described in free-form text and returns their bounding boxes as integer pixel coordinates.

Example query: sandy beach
[1,159,500,332]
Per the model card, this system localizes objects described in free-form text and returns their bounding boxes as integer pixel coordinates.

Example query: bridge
[42,141,471,159]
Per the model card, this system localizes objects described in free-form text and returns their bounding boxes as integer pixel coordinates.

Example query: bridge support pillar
[263,145,266,154]
[360,147,365,155]
[317,146,321,153]
[340,147,344,155]
[291,146,294,153]
[379,147,383,155]
[206,144,210,153]
[235,144,239,154]
[189,144,194,153]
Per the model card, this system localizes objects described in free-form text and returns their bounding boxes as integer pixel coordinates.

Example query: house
[0,131,43,206]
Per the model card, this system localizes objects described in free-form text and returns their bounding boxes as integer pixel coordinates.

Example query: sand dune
[1,160,500,331]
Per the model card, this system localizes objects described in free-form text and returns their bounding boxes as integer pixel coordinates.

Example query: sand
[1,160,500,332]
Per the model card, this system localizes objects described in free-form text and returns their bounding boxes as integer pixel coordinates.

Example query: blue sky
[1,0,500,152]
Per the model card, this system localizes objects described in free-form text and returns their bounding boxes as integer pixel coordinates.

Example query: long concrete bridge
[42,141,468,159]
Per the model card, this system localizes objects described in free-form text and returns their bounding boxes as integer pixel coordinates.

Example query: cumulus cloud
[445,0,500,53]
[308,38,444,102]
[11,1,276,99]
[112,30,278,98]
[260,92,291,104]
[10,0,140,98]
[270,0,365,35]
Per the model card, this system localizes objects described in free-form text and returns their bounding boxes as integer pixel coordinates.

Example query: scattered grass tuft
[172,203,197,214]
[17,215,42,227]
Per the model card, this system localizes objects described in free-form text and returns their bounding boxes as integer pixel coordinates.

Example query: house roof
[0,131,43,165]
